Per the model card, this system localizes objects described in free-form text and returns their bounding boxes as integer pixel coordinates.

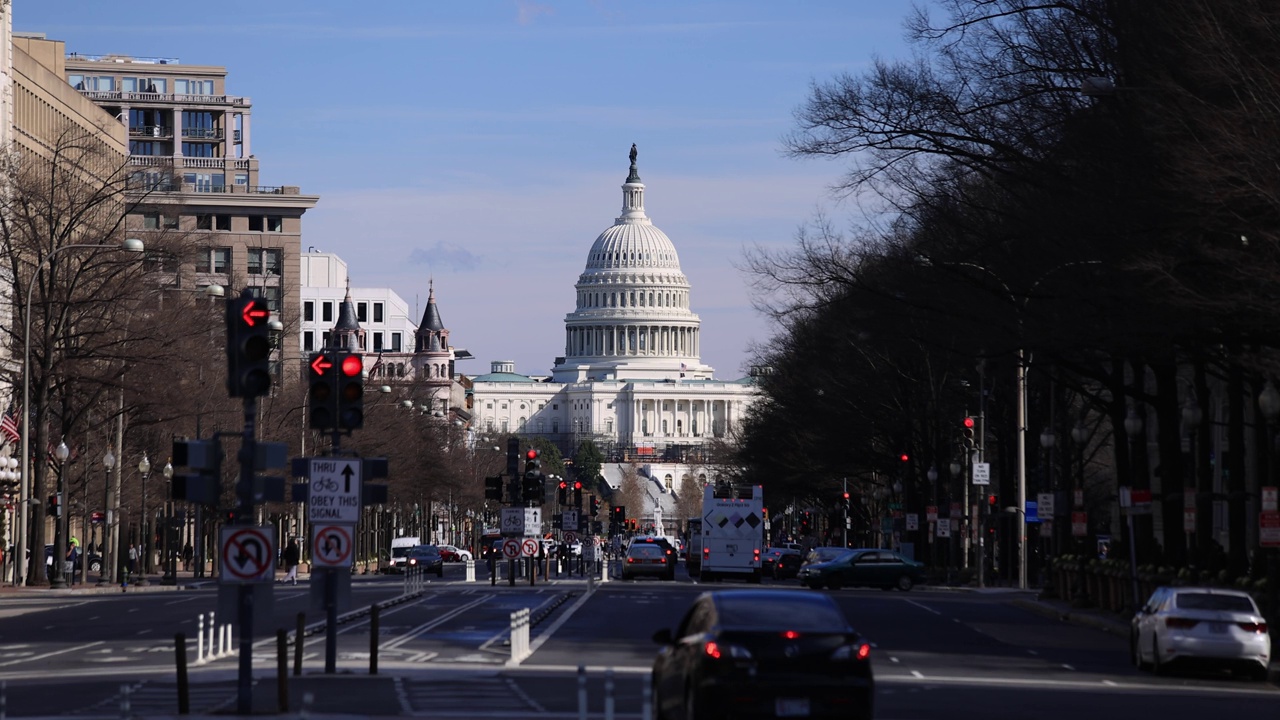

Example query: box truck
[699,484,764,583]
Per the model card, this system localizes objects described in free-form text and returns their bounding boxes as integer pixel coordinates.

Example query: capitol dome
[551,146,707,383]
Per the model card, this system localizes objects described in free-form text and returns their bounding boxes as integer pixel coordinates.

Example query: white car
[437,544,473,562]
[1131,586,1271,680]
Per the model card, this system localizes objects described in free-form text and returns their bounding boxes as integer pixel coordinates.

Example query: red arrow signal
[310,354,333,376]
[241,300,270,327]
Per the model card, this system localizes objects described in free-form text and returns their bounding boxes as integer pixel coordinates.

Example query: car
[620,542,672,581]
[44,544,104,577]
[404,544,444,577]
[772,550,804,580]
[761,546,798,575]
[1131,586,1271,679]
[651,589,874,719]
[628,535,678,579]
[797,548,925,591]
[437,545,473,563]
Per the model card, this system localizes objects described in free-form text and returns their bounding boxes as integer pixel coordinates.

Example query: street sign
[501,538,521,560]
[1025,501,1040,523]
[972,462,990,486]
[936,518,951,538]
[563,531,578,545]
[311,524,354,568]
[1184,509,1196,533]
[219,526,276,583]
[1037,493,1055,517]
[950,502,962,519]
[1263,486,1278,512]
[926,506,938,522]
[562,510,579,531]
[1071,511,1088,537]
[905,513,919,531]
[308,458,361,523]
[1261,511,1280,548]
[523,508,542,537]
[520,538,539,557]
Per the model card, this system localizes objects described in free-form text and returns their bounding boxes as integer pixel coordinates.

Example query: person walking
[281,538,300,585]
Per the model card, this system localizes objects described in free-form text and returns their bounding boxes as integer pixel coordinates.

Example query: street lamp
[48,439,72,588]
[136,453,151,586]
[16,238,144,586]
[161,460,175,585]
[97,450,115,586]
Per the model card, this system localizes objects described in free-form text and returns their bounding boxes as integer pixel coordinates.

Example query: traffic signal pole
[235,394,257,716]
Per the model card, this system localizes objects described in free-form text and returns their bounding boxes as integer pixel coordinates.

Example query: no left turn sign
[312,525,354,568]
[220,526,276,583]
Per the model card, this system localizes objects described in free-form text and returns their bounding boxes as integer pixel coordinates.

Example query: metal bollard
[276,629,288,713]
[577,665,587,720]
[604,668,615,720]
[465,559,475,582]
[175,633,189,715]
[294,612,305,676]
[369,603,380,675]
[197,613,205,663]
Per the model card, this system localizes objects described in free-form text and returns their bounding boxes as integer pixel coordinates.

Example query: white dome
[586,222,681,270]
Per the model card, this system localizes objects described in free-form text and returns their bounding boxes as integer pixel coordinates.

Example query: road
[0,559,1273,718]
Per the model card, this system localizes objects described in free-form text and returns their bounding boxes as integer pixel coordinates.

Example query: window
[143,213,160,230]
[322,302,333,322]
[196,247,231,273]
[303,331,314,351]
[249,216,263,232]
[175,80,214,95]
[182,143,217,158]
[391,332,402,352]
[373,332,383,352]
[216,214,231,231]
[183,172,223,191]
[196,214,213,230]
[304,302,315,322]
[122,77,165,93]
[267,216,283,232]
[129,141,160,155]
[247,249,281,276]
[373,303,384,323]
[235,174,248,186]
[357,302,368,323]
[69,75,115,91]
[259,287,281,312]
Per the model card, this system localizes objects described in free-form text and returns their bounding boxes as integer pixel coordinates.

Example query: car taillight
[1165,617,1199,629]
[705,641,752,660]
[781,630,800,640]
[626,557,635,564]
[704,548,709,557]
[830,643,871,661]
[659,557,666,564]
[705,641,722,659]
[1238,622,1268,633]
[753,548,761,561]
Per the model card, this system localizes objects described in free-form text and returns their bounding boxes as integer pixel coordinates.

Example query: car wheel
[826,577,843,591]
[1250,665,1270,682]
[896,575,915,592]
[436,568,444,578]
[89,560,103,573]
[806,578,823,590]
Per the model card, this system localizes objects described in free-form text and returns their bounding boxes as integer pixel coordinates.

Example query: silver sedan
[1131,586,1271,680]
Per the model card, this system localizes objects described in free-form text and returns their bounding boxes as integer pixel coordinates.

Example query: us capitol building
[466,147,759,506]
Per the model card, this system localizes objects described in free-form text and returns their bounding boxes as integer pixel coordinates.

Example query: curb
[1010,598,1130,638]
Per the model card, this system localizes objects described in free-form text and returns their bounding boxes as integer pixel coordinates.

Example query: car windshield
[629,545,664,559]
[392,547,411,558]
[410,545,439,555]
[806,547,852,564]
[1175,593,1256,612]
[717,596,849,632]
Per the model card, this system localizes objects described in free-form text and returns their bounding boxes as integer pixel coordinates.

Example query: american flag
[680,362,687,378]
[369,352,384,376]
[0,404,19,445]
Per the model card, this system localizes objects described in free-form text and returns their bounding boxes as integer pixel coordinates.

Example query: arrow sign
[241,300,270,327]
[308,458,361,523]
[342,464,354,493]
[310,354,333,375]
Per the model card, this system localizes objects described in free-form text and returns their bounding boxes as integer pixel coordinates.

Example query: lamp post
[136,453,151,586]
[97,450,115,586]
[16,238,145,586]
[48,439,71,589]
[1123,408,1144,608]
[161,460,175,585]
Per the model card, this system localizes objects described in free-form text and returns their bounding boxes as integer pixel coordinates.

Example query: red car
[437,544,473,562]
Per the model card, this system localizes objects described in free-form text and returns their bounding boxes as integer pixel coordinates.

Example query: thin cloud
[407,241,484,272]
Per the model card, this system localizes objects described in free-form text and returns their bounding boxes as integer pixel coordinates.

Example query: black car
[44,544,104,577]
[798,547,925,591]
[404,544,444,577]
[652,589,874,719]
[772,550,804,580]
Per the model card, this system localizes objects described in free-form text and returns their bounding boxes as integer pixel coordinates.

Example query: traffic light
[573,480,583,508]
[842,491,851,510]
[963,416,976,448]
[307,352,338,429]
[899,453,910,463]
[46,493,60,517]
[590,495,600,517]
[557,479,568,505]
[611,505,625,526]
[335,352,364,430]
[988,493,998,508]
[225,290,272,398]
[521,448,544,505]
[484,475,503,502]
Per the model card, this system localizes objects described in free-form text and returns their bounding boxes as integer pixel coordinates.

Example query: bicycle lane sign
[308,458,361,523]
[220,526,276,583]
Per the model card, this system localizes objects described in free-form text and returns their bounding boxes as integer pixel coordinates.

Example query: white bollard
[604,668,615,720]
[221,623,231,657]
[601,556,609,583]
[577,665,588,720]
[197,613,205,663]
[207,612,216,658]
[465,559,475,582]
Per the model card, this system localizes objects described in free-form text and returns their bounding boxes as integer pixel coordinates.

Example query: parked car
[1131,586,1271,679]
[772,550,804,580]
[628,535,677,579]
[44,544,103,577]
[620,542,672,581]
[798,548,925,591]
[404,544,444,577]
[437,545,473,563]
[652,589,874,719]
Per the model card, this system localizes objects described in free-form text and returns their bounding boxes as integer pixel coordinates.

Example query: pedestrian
[128,544,139,576]
[182,542,193,572]
[67,540,80,584]
[281,538,300,585]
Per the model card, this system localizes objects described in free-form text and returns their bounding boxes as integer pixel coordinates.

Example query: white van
[388,536,421,573]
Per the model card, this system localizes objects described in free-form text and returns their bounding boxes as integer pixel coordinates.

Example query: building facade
[60,45,318,386]
[467,149,758,516]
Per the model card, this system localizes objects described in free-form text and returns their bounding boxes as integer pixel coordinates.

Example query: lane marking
[1028,649,1038,655]
[0,641,104,667]
[911,670,924,679]
[904,599,941,616]
[1063,664,1075,670]
[381,596,494,650]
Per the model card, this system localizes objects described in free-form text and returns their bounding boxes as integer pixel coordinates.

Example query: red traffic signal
[240,300,269,327]
[558,480,568,490]
[526,449,539,461]
[226,291,273,398]
[964,416,975,429]
[340,354,363,377]
[573,480,582,490]
[987,494,998,506]
[899,453,910,462]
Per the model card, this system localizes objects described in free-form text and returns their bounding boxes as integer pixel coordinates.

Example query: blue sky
[19,1,922,379]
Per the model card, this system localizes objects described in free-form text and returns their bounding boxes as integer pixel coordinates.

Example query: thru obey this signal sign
[308,458,361,523]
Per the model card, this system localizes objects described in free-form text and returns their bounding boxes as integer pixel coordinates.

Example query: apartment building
[59,44,318,385]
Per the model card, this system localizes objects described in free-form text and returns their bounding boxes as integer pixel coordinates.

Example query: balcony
[77,89,249,107]
[182,128,225,140]
[129,125,173,139]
